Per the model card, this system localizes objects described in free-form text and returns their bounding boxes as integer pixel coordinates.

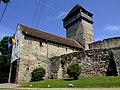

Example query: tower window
[26,67,29,70]
[39,41,43,47]
[66,48,67,51]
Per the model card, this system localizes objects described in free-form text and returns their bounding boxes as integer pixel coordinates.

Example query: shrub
[67,63,81,79]
[31,67,45,81]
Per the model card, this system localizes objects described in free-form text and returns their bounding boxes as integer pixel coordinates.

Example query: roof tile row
[19,24,83,49]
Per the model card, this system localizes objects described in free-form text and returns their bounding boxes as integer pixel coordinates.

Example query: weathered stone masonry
[50,47,120,78]
[89,37,120,50]
[63,4,95,50]
[17,35,80,83]
[9,4,120,84]
[9,24,83,83]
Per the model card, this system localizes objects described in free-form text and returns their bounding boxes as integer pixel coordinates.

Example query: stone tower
[63,4,95,50]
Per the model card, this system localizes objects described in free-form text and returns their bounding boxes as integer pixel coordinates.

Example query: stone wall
[81,19,95,50]
[16,34,80,83]
[89,37,120,50]
[49,47,120,78]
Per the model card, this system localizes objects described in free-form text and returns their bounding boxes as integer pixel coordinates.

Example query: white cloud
[46,12,68,21]
[104,25,120,32]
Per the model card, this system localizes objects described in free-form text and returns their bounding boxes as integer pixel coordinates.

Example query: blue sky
[0,0,120,41]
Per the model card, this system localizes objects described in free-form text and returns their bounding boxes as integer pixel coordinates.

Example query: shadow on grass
[30,79,44,82]
[64,78,76,81]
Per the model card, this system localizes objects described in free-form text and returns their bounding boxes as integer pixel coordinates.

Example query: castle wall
[16,34,80,83]
[50,47,120,78]
[89,37,120,49]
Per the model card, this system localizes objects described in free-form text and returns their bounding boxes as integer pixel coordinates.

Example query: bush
[31,67,45,81]
[67,63,81,79]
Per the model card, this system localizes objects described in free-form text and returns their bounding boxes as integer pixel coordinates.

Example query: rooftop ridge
[19,24,69,40]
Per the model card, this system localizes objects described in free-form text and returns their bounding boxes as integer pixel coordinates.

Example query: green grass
[22,76,120,88]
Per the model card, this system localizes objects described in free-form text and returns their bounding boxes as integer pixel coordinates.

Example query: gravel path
[0,83,21,88]
[0,83,120,90]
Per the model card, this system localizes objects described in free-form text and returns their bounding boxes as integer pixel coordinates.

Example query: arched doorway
[10,60,17,83]
[106,52,117,76]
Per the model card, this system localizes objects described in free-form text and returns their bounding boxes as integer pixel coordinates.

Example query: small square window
[39,41,43,47]
[26,67,29,70]
[66,48,67,51]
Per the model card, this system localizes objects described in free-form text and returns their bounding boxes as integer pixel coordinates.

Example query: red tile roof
[19,24,83,49]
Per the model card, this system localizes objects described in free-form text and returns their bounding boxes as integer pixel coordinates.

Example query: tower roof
[63,4,93,21]
[18,24,83,49]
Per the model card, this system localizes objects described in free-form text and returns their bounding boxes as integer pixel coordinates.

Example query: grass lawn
[22,76,120,88]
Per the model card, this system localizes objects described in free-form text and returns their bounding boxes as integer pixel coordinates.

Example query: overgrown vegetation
[67,63,81,79]
[0,36,13,83]
[31,67,45,81]
[22,76,120,88]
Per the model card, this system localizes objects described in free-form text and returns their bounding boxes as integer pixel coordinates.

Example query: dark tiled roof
[19,24,83,49]
[63,4,93,21]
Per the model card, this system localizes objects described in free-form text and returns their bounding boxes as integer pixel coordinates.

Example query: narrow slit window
[39,41,43,47]
[66,48,67,51]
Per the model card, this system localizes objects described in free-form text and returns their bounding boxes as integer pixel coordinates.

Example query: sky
[0,0,120,41]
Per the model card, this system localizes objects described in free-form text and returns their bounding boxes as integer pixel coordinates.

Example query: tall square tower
[63,4,95,50]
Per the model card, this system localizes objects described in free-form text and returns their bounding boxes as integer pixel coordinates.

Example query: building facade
[9,24,83,83]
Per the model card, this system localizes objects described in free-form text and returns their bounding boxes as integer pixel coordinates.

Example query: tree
[0,36,13,83]
[1,0,10,3]
[67,63,81,80]
[0,36,12,54]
